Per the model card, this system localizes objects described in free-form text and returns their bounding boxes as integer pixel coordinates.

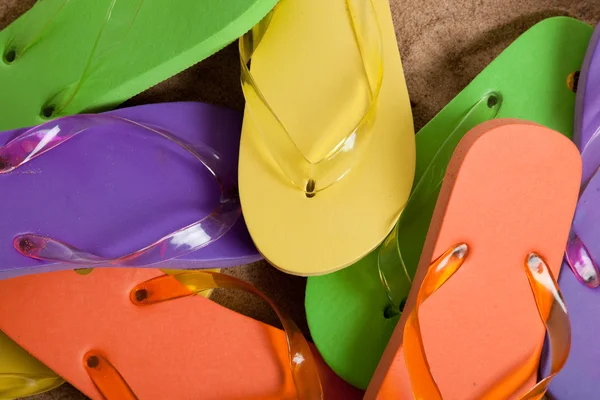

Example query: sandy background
[0,0,598,398]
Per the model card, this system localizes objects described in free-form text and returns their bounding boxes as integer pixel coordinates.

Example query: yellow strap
[239,0,384,196]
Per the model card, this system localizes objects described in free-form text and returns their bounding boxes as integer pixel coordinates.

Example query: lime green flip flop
[0,0,278,130]
[305,16,593,389]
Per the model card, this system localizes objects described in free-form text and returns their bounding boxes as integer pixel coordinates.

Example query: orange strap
[84,271,323,400]
[404,244,570,400]
[84,352,137,400]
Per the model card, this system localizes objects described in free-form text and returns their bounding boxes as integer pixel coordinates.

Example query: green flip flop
[0,0,278,130]
[305,16,593,389]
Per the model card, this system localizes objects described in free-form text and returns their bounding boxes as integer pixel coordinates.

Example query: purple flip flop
[542,23,600,399]
[574,23,600,149]
[0,102,261,280]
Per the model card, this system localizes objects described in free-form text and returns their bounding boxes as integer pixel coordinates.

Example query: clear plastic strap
[404,245,570,400]
[1,114,240,267]
[108,271,322,399]
[565,123,600,287]
[2,0,70,64]
[579,125,600,188]
[517,254,571,400]
[378,93,502,313]
[239,0,383,196]
[565,232,600,288]
[0,373,64,399]
[46,0,144,117]
[2,0,144,116]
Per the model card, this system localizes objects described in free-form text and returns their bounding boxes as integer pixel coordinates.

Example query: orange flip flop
[0,268,362,400]
[365,120,581,399]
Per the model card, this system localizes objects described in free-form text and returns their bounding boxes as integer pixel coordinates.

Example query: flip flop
[305,16,593,389]
[0,0,278,130]
[573,23,600,148]
[0,101,259,397]
[363,119,581,399]
[0,268,362,399]
[0,331,64,399]
[0,101,260,280]
[542,23,600,399]
[238,0,415,275]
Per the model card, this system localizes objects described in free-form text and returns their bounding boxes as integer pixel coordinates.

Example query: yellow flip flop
[239,0,415,275]
[0,331,63,399]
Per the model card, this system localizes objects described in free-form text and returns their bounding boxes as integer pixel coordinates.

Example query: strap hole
[3,49,16,64]
[567,71,580,93]
[134,288,148,302]
[383,299,405,319]
[18,238,34,254]
[305,179,316,198]
[487,95,498,108]
[41,106,55,119]
[86,355,100,368]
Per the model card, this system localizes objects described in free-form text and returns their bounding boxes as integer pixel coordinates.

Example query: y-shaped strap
[239,0,383,197]
[404,244,570,400]
[378,93,502,315]
[4,0,144,118]
[81,271,323,400]
[1,114,240,267]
